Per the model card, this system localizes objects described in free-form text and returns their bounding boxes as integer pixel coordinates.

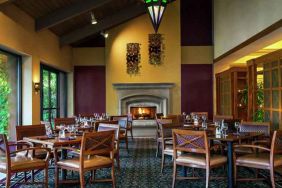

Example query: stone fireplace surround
[113,83,175,137]
[113,83,175,115]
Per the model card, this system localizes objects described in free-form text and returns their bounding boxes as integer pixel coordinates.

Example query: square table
[209,132,263,188]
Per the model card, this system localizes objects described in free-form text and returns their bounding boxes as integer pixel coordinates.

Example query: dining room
[0,0,282,187]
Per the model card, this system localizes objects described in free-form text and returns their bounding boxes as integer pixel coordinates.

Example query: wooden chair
[127,113,133,140]
[162,114,179,125]
[112,116,129,151]
[234,130,282,187]
[155,118,172,157]
[0,134,50,187]
[239,121,271,137]
[160,123,182,173]
[98,123,121,169]
[172,129,227,188]
[16,124,47,158]
[54,131,116,188]
[54,117,76,127]
[213,115,233,122]
[41,121,54,136]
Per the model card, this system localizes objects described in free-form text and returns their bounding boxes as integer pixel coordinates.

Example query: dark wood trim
[60,4,146,45]
[214,19,282,64]
[61,0,176,45]
[36,0,112,31]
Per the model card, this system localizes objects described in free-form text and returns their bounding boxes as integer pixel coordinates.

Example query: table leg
[61,149,67,180]
[182,166,187,177]
[227,141,234,188]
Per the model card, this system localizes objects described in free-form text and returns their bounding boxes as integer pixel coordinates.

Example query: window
[40,65,67,125]
[0,49,22,139]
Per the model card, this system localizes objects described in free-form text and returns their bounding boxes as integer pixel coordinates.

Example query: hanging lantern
[145,0,168,33]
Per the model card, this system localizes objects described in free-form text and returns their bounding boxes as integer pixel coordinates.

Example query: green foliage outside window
[254,82,264,122]
[0,57,11,135]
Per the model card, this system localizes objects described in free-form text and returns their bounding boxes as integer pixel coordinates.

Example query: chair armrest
[234,144,270,152]
[252,140,270,146]
[59,146,80,154]
[8,140,34,147]
[10,147,51,161]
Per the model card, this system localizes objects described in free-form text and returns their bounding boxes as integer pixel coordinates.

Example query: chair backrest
[155,113,164,119]
[16,124,46,141]
[240,121,270,137]
[213,115,233,122]
[98,123,120,141]
[0,134,10,171]
[112,116,128,129]
[172,129,208,155]
[54,117,76,126]
[271,130,282,155]
[80,131,115,158]
[94,120,118,131]
[160,123,181,139]
[162,114,179,124]
[40,121,53,136]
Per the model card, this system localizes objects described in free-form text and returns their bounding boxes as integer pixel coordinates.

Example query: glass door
[41,65,59,125]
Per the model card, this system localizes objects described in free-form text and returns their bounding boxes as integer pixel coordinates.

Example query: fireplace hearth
[130,106,156,120]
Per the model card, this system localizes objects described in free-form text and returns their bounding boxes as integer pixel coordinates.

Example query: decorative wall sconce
[148,33,165,65]
[126,43,141,75]
[34,82,40,94]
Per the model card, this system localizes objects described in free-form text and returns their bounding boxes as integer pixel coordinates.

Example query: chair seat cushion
[57,155,112,170]
[0,155,46,172]
[234,147,254,154]
[236,153,282,168]
[176,153,227,166]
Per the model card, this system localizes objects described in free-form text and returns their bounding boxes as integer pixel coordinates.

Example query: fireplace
[130,106,156,120]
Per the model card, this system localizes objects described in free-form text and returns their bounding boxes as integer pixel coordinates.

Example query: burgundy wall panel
[181,0,212,46]
[74,66,105,115]
[181,64,213,119]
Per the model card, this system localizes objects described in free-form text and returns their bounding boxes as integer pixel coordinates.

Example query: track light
[100,31,109,38]
[90,11,97,25]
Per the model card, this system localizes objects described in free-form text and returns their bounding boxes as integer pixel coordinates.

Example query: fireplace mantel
[113,83,175,90]
[113,83,175,115]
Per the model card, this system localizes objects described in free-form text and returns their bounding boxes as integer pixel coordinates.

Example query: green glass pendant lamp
[144,0,168,33]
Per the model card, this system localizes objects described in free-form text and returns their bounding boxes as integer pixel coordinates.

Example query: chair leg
[55,167,59,188]
[111,165,116,188]
[130,128,133,140]
[270,168,276,188]
[234,164,237,185]
[45,168,48,188]
[172,162,177,188]
[91,170,96,181]
[161,153,165,173]
[5,173,11,188]
[206,168,210,188]
[156,141,160,157]
[80,171,85,188]
[31,170,35,182]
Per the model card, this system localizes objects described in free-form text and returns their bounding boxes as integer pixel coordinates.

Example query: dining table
[209,132,263,188]
[23,133,83,180]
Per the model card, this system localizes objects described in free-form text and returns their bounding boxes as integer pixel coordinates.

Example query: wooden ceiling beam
[60,4,146,45]
[36,0,112,31]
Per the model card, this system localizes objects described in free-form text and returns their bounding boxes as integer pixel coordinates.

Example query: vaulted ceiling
[7,0,174,47]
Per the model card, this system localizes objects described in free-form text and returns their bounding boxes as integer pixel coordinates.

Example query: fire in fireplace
[130,106,156,120]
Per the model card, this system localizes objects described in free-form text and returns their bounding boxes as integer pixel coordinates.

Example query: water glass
[234,122,240,135]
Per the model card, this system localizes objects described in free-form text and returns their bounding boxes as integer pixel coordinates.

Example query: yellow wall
[105,1,181,115]
[214,0,282,58]
[0,4,72,125]
[181,46,213,64]
[73,47,105,66]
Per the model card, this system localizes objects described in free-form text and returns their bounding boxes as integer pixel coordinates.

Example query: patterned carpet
[2,138,282,188]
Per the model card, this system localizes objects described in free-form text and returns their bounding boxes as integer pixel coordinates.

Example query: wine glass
[234,122,240,135]
[221,123,228,137]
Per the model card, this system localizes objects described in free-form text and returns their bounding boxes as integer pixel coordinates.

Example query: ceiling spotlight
[90,11,97,25]
[101,32,109,38]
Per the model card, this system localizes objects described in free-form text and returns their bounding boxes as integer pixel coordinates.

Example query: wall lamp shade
[145,0,168,33]
[34,82,40,93]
